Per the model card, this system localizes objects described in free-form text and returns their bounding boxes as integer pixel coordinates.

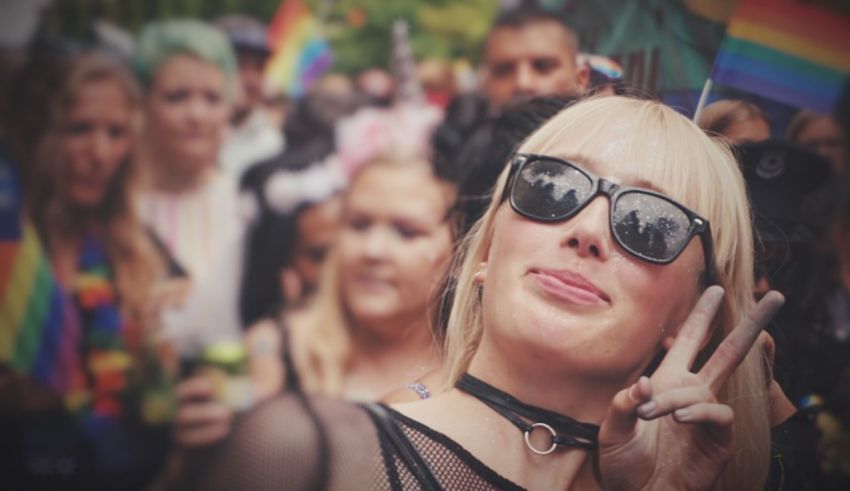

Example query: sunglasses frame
[500,153,717,284]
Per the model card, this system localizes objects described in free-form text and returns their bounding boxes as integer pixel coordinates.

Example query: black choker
[456,373,599,455]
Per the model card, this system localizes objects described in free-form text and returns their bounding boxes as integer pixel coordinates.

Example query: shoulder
[245,318,281,355]
[190,394,379,491]
[381,383,428,404]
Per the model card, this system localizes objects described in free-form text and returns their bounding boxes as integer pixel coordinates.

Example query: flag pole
[693,78,713,122]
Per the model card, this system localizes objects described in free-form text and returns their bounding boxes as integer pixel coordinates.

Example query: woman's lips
[530,269,611,306]
[352,274,395,293]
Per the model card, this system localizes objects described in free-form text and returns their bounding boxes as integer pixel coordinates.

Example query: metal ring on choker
[524,422,558,455]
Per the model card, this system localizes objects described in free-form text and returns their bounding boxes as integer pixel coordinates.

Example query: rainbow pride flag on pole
[710,0,850,113]
[265,0,333,98]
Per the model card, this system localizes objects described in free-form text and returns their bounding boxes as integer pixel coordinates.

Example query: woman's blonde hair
[28,53,163,322]
[291,155,456,394]
[443,96,770,490]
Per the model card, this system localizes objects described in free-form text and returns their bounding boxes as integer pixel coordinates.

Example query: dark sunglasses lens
[512,158,594,221]
[612,192,692,261]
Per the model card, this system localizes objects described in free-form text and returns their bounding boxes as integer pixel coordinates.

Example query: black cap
[215,15,270,56]
[736,139,833,243]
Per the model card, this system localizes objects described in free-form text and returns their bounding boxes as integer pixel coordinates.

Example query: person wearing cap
[216,15,285,180]
[738,140,838,489]
[583,53,624,96]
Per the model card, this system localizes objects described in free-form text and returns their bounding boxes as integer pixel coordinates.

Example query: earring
[473,271,485,284]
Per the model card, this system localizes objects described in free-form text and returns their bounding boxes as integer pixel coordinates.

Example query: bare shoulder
[245,318,280,350]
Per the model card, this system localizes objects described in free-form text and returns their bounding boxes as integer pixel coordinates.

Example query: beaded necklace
[63,232,138,436]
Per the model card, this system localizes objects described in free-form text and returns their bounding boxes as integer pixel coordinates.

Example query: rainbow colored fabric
[265,0,333,98]
[710,0,850,113]
[64,232,137,435]
[0,146,79,394]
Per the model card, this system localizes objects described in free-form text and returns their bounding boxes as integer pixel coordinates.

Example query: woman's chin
[170,146,217,168]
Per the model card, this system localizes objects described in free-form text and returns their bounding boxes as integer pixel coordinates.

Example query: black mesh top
[181,393,806,490]
[373,405,523,491]
[180,395,527,490]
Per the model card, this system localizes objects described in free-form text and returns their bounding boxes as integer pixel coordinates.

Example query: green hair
[133,18,238,101]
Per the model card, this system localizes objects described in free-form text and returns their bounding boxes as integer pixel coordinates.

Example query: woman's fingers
[636,385,714,420]
[175,417,233,447]
[173,374,234,447]
[175,399,232,426]
[657,286,725,373]
[176,375,215,403]
[174,400,234,447]
[600,376,652,442]
[672,402,735,449]
[699,290,785,394]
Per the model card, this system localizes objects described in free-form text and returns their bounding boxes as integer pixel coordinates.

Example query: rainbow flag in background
[1,150,79,394]
[265,0,333,98]
[710,0,850,113]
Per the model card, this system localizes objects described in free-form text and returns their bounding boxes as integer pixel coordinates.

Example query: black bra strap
[363,403,442,491]
[276,316,302,393]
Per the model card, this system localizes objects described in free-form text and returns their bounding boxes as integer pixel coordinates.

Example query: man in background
[482,6,589,111]
[216,15,284,179]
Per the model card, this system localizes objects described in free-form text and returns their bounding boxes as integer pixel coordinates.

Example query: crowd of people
[1,4,848,491]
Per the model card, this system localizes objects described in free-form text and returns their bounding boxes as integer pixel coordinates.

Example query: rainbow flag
[710,0,850,113]
[265,0,333,98]
[0,149,79,394]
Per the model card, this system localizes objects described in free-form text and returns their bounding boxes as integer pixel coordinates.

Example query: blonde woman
[189,96,784,491]
[174,154,456,444]
[399,95,779,490]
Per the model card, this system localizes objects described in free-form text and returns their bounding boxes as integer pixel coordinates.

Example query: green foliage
[44,0,496,75]
[317,0,497,74]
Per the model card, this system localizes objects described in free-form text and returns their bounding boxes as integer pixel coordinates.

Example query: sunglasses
[500,153,716,284]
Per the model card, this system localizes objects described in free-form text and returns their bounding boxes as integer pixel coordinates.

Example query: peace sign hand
[597,286,785,491]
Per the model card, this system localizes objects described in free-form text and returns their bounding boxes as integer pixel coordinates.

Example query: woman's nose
[361,227,391,260]
[187,95,208,121]
[91,130,113,165]
[562,196,612,261]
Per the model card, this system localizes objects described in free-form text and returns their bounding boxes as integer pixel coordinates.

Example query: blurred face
[484,21,588,110]
[479,121,705,382]
[796,116,845,174]
[291,196,343,296]
[146,54,230,169]
[338,163,454,337]
[236,49,267,112]
[722,117,770,144]
[61,78,133,209]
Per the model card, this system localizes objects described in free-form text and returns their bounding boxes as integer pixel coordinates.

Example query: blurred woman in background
[21,52,170,490]
[787,110,846,175]
[133,19,242,283]
[174,152,457,446]
[697,98,770,144]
